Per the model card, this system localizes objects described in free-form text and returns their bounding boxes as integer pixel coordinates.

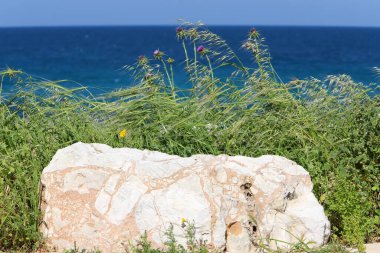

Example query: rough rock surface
[41,142,330,252]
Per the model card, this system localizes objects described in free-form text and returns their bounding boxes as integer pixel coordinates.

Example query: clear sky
[1,0,380,27]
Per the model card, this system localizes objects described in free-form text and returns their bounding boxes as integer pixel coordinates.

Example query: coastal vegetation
[0,22,379,252]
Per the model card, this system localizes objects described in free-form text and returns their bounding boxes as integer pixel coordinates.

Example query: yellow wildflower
[181,217,187,224]
[119,129,127,138]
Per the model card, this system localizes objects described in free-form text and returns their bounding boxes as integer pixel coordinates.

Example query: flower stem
[193,42,198,83]
[205,55,214,81]
[182,40,194,87]
[161,59,175,98]
[170,64,175,90]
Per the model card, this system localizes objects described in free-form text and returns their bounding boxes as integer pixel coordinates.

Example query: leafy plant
[127,221,208,253]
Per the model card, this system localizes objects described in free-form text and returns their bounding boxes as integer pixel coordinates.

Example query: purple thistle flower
[249,28,259,38]
[153,49,163,59]
[197,45,205,53]
[137,55,148,65]
[176,27,186,39]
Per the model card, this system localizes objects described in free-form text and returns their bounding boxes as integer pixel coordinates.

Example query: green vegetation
[63,222,353,253]
[0,22,379,252]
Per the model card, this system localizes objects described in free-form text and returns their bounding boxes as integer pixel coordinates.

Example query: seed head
[243,41,255,51]
[188,28,199,40]
[144,73,153,80]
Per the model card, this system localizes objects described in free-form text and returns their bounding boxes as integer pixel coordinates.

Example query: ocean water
[0,26,380,92]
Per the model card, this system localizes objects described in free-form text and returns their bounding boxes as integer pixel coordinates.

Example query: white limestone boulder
[40,142,330,252]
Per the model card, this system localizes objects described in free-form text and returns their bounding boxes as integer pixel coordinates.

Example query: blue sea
[1,26,380,92]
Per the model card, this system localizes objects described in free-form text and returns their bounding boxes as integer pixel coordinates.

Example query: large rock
[40,142,330,252]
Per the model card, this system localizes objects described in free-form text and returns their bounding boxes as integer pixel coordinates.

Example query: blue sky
[1,0,379,27]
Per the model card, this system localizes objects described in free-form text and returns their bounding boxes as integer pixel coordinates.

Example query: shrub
[327,178,377,250]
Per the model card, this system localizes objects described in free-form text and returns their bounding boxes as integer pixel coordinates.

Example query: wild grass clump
[63,222,353,253]
[0,22,379,252]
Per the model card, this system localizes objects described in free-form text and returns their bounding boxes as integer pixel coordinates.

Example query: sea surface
[1,26,380,93]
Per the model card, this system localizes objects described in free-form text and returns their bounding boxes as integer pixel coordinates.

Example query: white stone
[136,160,184,179]
[63,168,108,194]
[226,222,254,253]
[95,189,111,215]
[41,142,330,253]
[107,175,148,225]
[104,174,120,194]
[216,167,228,183]
[51,207,68,231]
[135,194,161,232]
[213,216,227,248]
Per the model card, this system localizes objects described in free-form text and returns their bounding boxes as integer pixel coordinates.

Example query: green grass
[63,222,355,253]
[0,22,379,252]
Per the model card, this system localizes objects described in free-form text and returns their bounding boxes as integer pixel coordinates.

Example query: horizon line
[1,24,380,29]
